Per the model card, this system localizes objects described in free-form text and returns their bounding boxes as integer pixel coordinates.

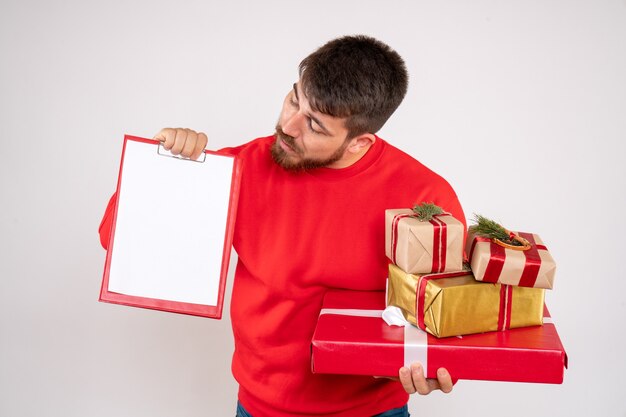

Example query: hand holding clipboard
[154,128,208,161]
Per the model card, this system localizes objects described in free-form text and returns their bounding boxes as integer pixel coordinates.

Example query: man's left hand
[398,363,453,395]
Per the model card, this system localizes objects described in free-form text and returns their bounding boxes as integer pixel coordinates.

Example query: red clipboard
[99,135,241,318]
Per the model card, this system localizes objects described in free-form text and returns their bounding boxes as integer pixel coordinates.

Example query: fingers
[399,363,430,394]
[410,363,433,395]
[398,366,416,394]
[171,128,189,155]
[180,130,197,158]
[154,127,176,149]
[436,368,454,394]
[153,128,208,159]
[398,363,454,395]
[191,132,208,160]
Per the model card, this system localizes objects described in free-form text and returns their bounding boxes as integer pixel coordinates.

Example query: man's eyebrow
[293,83,331,135]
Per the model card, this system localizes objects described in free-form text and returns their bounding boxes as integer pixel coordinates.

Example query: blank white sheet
[107,140,234,306]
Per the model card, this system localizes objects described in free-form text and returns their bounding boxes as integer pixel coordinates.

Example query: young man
[100,35,464,417]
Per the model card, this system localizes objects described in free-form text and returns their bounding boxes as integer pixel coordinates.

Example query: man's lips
[278,136,296,153]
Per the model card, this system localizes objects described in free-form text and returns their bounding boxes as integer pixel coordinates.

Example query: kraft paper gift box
[385,209,464,274]
[311,289,567,384]
[387,264,545,338]
[466,228,556,289]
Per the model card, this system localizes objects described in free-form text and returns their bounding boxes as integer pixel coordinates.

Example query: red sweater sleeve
[98,193,116,250]
[217,143,249,156]
[427,179,467,262]
[446,192,468,262]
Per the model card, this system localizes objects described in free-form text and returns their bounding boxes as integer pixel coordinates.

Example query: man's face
[271,82,351,171]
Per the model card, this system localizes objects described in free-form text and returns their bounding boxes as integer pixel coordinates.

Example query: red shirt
[100,135,465,417]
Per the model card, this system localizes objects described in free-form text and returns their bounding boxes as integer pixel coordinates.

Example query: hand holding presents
[154,127,208,160]
[399,363,453,395]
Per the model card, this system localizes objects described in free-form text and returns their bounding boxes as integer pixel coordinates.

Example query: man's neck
[326,137,376,169]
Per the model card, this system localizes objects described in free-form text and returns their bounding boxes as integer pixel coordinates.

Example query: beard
[270,125,348,171]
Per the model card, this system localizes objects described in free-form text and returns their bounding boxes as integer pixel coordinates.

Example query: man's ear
[346,133,376,154]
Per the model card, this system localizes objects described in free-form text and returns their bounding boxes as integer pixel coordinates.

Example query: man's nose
[282,111,304,137]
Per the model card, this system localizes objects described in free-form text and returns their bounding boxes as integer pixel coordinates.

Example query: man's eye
[308,120,323,134]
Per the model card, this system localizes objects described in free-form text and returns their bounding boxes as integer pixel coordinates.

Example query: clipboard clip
[157,142,207,163]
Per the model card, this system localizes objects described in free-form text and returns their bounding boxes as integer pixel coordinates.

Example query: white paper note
[107,140,234,306]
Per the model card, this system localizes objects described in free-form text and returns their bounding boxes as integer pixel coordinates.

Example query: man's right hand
[154,128,208,160]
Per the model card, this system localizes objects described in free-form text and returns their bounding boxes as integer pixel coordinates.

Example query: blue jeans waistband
[235,402,409,417]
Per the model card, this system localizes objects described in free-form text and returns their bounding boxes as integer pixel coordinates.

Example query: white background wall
[1,1,624,416]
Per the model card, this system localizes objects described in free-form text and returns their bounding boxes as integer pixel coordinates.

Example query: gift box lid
[312,290,568,384]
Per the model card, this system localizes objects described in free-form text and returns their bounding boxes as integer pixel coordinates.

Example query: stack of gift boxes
[311,204,567,384]
[384,204,556,338]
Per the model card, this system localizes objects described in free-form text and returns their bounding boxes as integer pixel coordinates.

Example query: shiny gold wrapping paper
[387,264,545,338]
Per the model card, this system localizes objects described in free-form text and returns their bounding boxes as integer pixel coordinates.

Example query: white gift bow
[382,306,411,326]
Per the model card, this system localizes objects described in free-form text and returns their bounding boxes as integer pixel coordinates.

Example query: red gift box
[311,290,567,384]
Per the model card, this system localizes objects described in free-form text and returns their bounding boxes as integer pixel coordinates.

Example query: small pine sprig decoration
[412,202,444,221]
[470,214,522,246]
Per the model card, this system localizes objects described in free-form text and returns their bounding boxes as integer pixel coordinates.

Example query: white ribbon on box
[319,308,428,369]
[320,308,383,318]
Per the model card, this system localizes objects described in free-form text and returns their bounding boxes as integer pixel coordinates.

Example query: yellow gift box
[387,264,545,338]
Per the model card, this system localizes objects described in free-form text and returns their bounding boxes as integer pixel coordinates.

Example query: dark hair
[299,35,408,139]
